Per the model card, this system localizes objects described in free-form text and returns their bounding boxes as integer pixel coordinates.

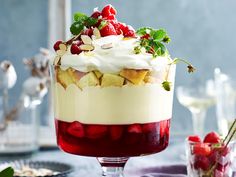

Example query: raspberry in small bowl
[186,132,236,177]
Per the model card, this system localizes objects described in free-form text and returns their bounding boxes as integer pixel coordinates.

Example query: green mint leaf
[98,20,108,30]
[162,81,171,91]
[85,17,98,27]
[153,41,166,56]
[70,21,84,35]
[136,27,153,35]
[151,29,166,42]
[74,12,88,22]
[0,167,14,177]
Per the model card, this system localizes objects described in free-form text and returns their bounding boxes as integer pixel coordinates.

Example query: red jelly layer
[55,119,170,157]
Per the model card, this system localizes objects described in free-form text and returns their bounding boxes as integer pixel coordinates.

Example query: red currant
[53,40,62,51]
[110,21,125,35]
[122,25,136,37]
[141,34,151,39]
[70,44,82,54]
[82,28,93,37]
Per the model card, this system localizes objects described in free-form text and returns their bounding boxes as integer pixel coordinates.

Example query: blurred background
[1,0,236,136]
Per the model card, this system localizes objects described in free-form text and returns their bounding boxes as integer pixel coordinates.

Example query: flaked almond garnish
[56,49,66,56]
[93,27,101,39]
[80,44,94,51]
[81,35,92,45]
[59,43,67,51]
[54,56,61,65]
[101,43,113,49]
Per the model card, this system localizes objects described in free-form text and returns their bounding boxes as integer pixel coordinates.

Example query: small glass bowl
[185,139,236,177]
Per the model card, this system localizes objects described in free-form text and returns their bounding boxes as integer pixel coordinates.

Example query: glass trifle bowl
[49,4,191,177]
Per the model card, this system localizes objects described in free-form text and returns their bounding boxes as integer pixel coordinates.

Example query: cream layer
[53,82,174,124]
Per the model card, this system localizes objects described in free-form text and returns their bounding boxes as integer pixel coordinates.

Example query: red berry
[193,155,210,171]
[70,44,82,54]
[142,122,157,133]
[221,146,230,156]
[105,14,116,20]
[208,149,219,164]
[110,126,123,140]
[73,40,83,46]
[193,143,211,156]
[100,23,117,37]
[216,163,225,172]
[188,135,202,143]
[91,11,101,19]
[110,21,125,35]
[82,28,93,37]
[122,25,136,37]
[127,124,142,134]
[203,131,221,144]
[101,4,117,18]
[67,121,85,138]
[53,40,62,51]
[125,125,142,145]
[141,34,150,39]
[86,125,108,139]
[160,120,170,137]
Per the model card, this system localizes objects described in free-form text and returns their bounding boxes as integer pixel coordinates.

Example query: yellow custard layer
[53,82,174,124]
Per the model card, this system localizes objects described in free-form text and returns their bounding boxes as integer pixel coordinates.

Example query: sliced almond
[56,49,66,56]
[59,43,67,51]
[93,27,101,39]
[81,35,92,45]
[80,44,94,51]
[101,43,113,49]
[53,56,61,65]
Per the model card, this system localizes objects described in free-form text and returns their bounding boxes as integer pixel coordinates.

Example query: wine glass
[50,64,176,177]
[214,68,236,137]
[176,82,215,136]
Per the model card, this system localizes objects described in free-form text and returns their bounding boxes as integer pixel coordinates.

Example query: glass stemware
[50,64,175,176]
[176,84,215,136]
[214,68,236,137]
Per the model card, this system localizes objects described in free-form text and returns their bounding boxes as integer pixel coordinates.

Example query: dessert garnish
[187,119,236,177]
[13,165,59,177]
[0,167,14,177]
[53,4,195,91]
[134,28,195,90]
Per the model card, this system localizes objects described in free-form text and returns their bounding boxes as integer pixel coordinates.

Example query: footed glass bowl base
[97,157,129,177]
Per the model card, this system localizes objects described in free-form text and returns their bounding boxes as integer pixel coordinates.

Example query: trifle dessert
[51,5,193,159]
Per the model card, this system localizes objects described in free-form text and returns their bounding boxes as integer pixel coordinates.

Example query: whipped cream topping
[58,35,172,73]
